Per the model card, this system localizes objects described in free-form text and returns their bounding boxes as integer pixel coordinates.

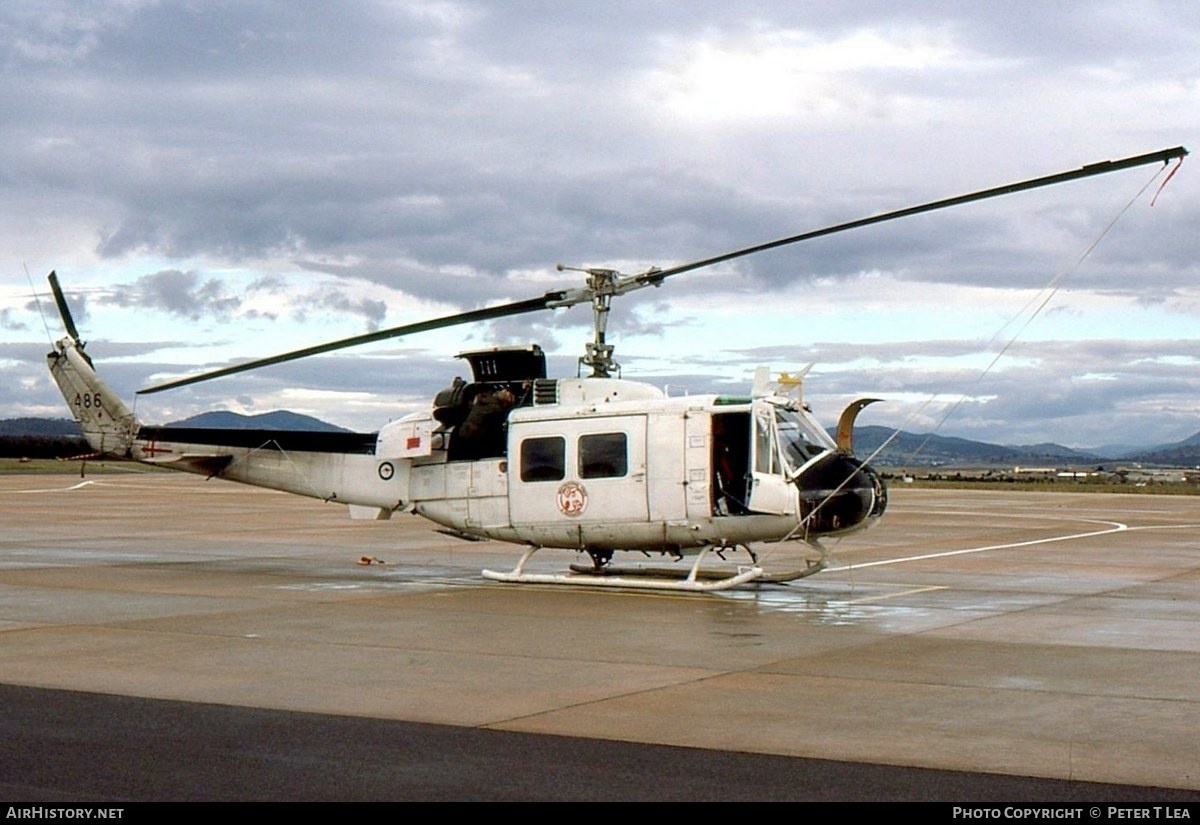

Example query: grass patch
[0,458,167,475]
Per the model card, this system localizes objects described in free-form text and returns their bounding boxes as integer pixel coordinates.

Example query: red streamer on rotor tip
[1150,156,1183,206]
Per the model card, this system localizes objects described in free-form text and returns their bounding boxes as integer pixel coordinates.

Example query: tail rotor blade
[47,271,82,342]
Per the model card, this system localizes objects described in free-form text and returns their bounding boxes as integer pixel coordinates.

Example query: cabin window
[579,432,628,479]
[520,436,565,482]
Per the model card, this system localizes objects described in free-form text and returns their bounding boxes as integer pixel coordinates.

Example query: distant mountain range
[3,414,1198,467]
[0,411,349,459]
[0,411,347,436]
[1120,430,1200,468]
[162,410,351,432]
[0,417,86,437]
[843,426,1200,468]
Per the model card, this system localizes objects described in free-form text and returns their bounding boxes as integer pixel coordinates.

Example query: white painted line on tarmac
[843,584,948,604]
[14,480,98,493]
[830,519,1128,571]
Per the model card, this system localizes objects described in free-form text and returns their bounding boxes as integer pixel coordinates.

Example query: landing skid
[756,555,828,583]
[481,543,827,592]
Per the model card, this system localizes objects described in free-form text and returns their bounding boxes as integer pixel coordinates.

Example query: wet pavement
[2,473,1199,798]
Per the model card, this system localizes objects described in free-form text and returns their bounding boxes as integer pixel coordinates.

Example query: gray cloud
[1,307,28,331]
[99,269,242,321]
[1,2,1195,445]
[293,283,388,331]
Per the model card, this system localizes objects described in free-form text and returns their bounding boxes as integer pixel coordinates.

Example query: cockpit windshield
[775,405,835,471]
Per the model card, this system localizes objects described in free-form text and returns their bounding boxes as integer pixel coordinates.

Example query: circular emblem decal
[378,461,395,481]
[556,481,588,517]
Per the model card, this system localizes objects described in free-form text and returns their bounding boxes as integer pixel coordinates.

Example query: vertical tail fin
[44,273,140,456]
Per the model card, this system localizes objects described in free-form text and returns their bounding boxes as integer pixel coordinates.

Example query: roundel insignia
[556,481,588,517]
[378,461,395,481]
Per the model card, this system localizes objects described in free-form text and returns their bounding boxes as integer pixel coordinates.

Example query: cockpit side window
[754,407,778,475]
[775,406,834,471]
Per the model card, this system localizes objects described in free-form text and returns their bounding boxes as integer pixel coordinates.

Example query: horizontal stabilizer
[143,453,234,476]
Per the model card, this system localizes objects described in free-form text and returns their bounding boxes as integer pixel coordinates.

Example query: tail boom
[47,338,139,457]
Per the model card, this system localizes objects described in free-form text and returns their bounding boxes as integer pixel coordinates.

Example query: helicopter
[45,146,1187,592]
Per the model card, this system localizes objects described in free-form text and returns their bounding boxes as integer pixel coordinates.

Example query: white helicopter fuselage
[397,378,828,551]
[49,338,886,564]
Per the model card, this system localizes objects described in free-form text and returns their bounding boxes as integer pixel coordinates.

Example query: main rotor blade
[47,271,81,342]
[138,145,1186,395]
[138,292,564,394]
[647,146,1189,282]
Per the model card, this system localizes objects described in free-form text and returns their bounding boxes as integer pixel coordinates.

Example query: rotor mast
[581,268,617,377]
[555,264,666,377]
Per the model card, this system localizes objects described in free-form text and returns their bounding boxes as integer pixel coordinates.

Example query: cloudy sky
[1,1,1196,450]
